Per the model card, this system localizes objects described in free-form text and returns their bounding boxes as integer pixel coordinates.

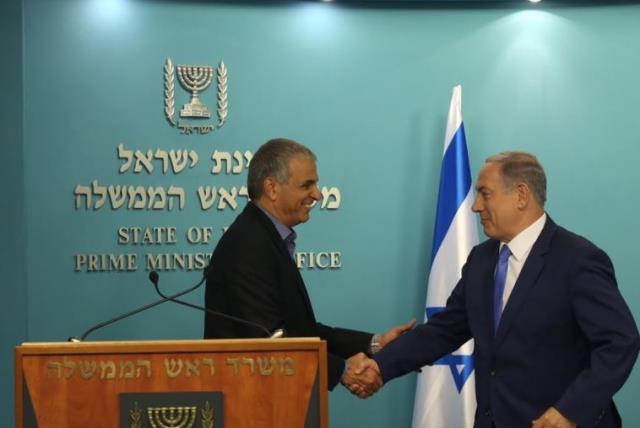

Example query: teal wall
[0,0,25,427]
[4,1,640,426]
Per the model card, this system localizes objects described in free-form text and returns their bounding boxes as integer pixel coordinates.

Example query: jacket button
[484,410,492,417]
[490,369,496,376]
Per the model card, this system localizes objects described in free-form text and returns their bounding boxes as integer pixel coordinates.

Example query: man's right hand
[341,353,383,399]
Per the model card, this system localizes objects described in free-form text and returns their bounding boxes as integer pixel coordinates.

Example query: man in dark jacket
[204,138,413,390]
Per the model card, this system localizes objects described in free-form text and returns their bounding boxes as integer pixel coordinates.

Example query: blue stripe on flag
[431,123,472,262]
[426,306,475,392]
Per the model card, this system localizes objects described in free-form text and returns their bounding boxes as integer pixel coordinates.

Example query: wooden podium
[15,338,327,428]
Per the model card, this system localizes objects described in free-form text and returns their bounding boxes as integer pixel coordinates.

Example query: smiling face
[266,155,322,227]
[472,162,523,243]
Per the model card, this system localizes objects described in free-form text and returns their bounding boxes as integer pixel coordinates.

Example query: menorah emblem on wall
[164,58,228,134]
[147,406,196,428]
[176,65,214,118]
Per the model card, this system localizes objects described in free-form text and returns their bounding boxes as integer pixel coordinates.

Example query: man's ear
[263,177,279,201]
[515,183,530,209]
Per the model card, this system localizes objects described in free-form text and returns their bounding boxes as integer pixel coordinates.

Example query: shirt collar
[501,213,546,262]
[256,203,296,242]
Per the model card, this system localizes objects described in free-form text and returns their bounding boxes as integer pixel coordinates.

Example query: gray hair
[486,151,547,206]
[247,138,316,200]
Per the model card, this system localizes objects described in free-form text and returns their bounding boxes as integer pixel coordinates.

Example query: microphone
[149,270,281,339]
[70,271,206,342]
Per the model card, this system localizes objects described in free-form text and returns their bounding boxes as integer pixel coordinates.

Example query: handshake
[341,318,416,398]
[341,353,384,398]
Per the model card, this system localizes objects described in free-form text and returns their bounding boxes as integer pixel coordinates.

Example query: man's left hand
[380,319,416,348]
[531,407,576,428]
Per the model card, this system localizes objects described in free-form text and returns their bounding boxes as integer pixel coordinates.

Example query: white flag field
[412,85,478,428]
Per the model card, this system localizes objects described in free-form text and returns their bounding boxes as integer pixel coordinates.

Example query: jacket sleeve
[555,246,640,427]
[373,252,475,383]
[316,323,372,390]
[317,323,373,358]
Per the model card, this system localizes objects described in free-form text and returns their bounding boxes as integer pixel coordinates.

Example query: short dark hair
[486,151,547,206]
[247,138,316,200]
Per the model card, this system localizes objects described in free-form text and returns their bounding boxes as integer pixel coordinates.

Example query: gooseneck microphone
[70,271,207,342]
[149,271,281,338]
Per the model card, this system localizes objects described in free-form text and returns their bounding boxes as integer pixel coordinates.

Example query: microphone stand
[70,273,206,342]
[149,271,281,338]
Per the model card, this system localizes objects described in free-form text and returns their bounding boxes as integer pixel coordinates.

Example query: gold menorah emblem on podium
[147,406,197,428]
[129,400,215,428]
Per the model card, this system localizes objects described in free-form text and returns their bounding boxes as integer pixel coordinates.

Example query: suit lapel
[494,217,557,344]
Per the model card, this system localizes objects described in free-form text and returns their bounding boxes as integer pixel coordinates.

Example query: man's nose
[312,185,322,201]
[471,195,481,212]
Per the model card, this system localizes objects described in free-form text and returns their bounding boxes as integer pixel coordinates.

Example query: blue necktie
[493,245,511,334]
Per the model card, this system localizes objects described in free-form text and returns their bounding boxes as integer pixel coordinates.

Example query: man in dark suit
[204,138,413,390]
[350,152,639,427]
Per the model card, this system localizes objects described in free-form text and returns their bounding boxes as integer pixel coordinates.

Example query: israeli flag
[412,85,478,428]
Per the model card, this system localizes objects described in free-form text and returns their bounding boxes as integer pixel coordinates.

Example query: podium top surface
[16,337,324,355]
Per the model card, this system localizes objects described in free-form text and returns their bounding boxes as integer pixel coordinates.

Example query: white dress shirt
[500,213,547,310]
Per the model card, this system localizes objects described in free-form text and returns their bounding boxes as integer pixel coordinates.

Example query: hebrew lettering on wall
[118,144,199,174]
[75,146,343,211]
[73,143,343,272]
[210,150,252,174]
[74,183,186,211]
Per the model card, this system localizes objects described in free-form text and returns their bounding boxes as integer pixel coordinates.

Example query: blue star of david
[425,306,475,393]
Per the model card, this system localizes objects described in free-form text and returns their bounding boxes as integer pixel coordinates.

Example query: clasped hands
[341,319,416,398]
[341,352,382,398]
